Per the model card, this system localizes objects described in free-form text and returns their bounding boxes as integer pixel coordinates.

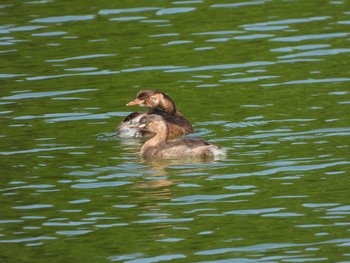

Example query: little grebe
[137,115,226,159]
[117,90,193,138]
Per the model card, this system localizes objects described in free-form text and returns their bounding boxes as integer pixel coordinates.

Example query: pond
[1,0,350,262]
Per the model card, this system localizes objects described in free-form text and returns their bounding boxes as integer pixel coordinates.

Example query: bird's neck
[141,125,168,153]
[158,98,176,115]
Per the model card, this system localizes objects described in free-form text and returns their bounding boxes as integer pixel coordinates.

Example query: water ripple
[71,181,132,189]
[271,33,349,42]
[170,193,253,205]
[0,236,56,243]
[262,212,304,217]
[30,15,95,23]
[277,48,350,59]
[195,238,350,255]
[110,16,146,22]
[240,127,350,140]
[2,88,96,100]
[42,112,124,122]
[196,243,298,255]
[123,254,186,263]
[26,70,118,81]
[211,161,350,179]
[9,25,47,32]
[32,31,67,37]
[302,203,339,208]
[134,218,193,224]
[166,61,274,73]
[0,73,28,79]
[1,184,55,191]
[46,54,116,62]
[224,207,284,215]
[224,118,313,128]
[122,65,185,73]
[211,1,268,8]
[193,30,242,36]
[262,78,350,86]
[13,204,53,209]
[150,33,180,37]
[243,16,331,27]
[56,230,93,236]
[0,146,91,156]
[271,44,330,52]
[156,7,196,15]
[44,221,93,226]
[162,40,193,46]
[234,34,274,40]
[220,75,279,83]
[0,219,24,224]
[98,7,161,15]
[243,25,289,31]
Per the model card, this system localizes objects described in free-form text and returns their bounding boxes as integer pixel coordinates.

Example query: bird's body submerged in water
[137,115,226,159]
[117,90,193,138]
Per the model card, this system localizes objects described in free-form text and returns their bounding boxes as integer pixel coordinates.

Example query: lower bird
[136,115,226,159]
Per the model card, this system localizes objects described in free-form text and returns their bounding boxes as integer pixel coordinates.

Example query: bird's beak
[126,99,144,106]
[129,123,146,129]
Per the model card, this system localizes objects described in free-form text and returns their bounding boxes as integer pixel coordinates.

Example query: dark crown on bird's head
[137,90,174,104]
[139,114,165,125]
[136,90,159,100]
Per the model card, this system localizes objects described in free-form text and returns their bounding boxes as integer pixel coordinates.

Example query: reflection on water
[1,0,350,262]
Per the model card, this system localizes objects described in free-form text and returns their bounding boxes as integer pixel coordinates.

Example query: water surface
[1,0,350,262]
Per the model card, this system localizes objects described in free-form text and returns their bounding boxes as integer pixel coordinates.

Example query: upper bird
[117,90,193,138]
[136,114,226,160]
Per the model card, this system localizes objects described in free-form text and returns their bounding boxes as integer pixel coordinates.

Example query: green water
[1,0,350,262]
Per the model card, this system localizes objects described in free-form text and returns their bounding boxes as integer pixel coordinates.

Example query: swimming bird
[117,90,193,138]
[136,114,226,159]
